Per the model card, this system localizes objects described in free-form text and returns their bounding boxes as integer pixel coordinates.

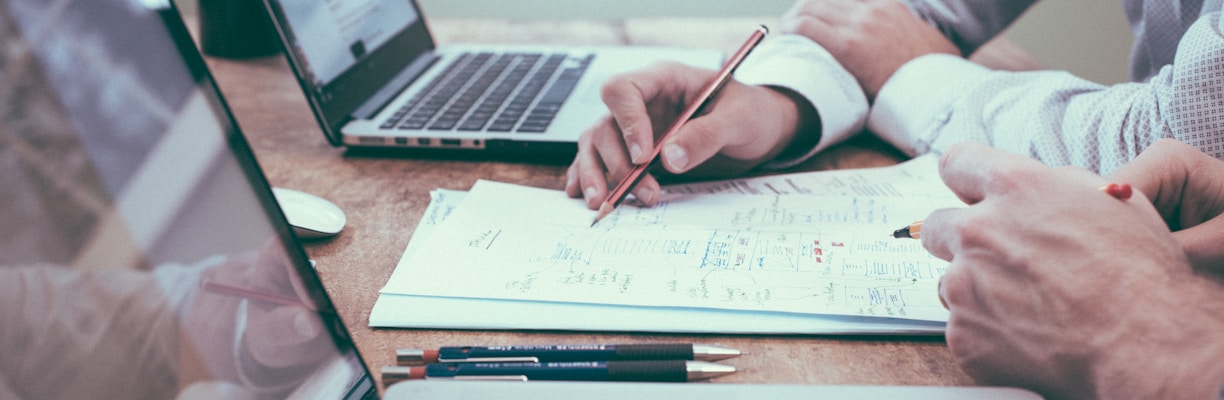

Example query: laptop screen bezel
[260,0,436,146]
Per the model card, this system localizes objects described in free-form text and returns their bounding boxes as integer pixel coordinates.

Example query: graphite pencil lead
[590,202,614,227]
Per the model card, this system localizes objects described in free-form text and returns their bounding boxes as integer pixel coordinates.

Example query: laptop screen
[0,0,375,398]
[264,0,435,144]
[272,0,417,87]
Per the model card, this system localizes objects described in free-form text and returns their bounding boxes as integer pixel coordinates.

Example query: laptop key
[381,51,596,135]
[398,118,429,130]
[428,119,458,130]
[516,123,549,133]
[458,119,489,131]
[487,120,517,132]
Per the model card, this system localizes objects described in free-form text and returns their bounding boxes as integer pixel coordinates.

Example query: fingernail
[628,143,643,162]
[663,144,688,171]
[584,186,598,201]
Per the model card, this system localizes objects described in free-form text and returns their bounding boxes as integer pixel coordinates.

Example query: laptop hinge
[352,51,440,120]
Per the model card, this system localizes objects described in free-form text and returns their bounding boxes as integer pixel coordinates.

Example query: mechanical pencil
[395,343,740,365]
[381,360,735,384]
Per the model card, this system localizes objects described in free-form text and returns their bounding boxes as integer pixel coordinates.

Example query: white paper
[374,155,962,330]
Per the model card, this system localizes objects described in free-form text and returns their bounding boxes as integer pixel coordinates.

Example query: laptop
[258,0,722,157]
[0,0,375,398]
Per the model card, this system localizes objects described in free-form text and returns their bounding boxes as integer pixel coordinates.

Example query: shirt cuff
[868,54,992,157]
[734,34,868,169]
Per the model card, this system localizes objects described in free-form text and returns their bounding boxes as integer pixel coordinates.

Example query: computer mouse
[271,187,347,239]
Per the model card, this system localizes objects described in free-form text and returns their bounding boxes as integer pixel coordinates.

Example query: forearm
[870,53,1190,174]
[0,267,181,399]
[901,0,1037,56]
[1093,275,1224,400]
[873,12,1224,174]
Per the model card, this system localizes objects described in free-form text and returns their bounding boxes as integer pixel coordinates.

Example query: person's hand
[921,143,1224,399]
[1108,138,1224,272]
[780,0,958,100]
[566,62,818,209]
[180,239,334,393]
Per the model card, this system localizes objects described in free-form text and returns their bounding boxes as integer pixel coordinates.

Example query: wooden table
[200,17,1040,391]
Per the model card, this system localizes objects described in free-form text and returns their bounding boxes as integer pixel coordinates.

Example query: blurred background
[176,0,1133,84]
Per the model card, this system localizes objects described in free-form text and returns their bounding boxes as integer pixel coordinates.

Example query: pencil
[890,183,1133,240]
[590,25,769,227]
[202,279,313,310]
[892,221,923,239]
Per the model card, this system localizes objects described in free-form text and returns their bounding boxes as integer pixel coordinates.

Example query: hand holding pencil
[566,26,820,221]
[590,26,769,226]
[915,141,1224,400]
[183,240,333,382]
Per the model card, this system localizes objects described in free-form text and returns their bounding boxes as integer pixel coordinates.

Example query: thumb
[658,113,735,174]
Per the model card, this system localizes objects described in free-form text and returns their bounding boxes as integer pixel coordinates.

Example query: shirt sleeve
[734,34,869,169]
[868,11,1224,175]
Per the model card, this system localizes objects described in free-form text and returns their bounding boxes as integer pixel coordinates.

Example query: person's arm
[0,243,332,399]
[735,34,869,169]
[0,267,183,399]
[778,0,1038,101]
[780,0,961,101]
[922,142,1224,399]
[900,0,1038,57]
[870,12,1224,175]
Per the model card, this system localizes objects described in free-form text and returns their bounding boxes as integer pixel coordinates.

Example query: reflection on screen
[278,0,417,86]
[0,0,369,398]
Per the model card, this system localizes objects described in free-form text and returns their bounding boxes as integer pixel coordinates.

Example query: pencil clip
[437,356,541,363]
[450,375,530,382]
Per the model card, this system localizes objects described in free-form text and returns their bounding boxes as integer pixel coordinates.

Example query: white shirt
[737,0,1224,174]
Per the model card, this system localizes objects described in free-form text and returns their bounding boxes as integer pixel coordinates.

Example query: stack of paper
[370,155,964,334]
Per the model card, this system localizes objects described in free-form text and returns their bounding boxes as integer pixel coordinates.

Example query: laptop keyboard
[379,52,592,133]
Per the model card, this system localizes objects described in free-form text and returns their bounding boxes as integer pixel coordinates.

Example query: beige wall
[1003,1,1133,84]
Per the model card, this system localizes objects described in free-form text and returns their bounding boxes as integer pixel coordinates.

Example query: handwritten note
[381,156,963,322]
[662,154,950,197]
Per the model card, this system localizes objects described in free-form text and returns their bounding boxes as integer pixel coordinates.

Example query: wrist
[1093,275,1224,399]
[766,85,822,163]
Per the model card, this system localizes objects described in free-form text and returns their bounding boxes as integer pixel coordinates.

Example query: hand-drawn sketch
[382,158,963,322]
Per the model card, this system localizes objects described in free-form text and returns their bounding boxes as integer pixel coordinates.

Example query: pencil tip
[590,202,614,227]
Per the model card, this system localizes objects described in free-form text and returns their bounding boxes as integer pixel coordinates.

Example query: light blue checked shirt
[737,0,1224,175]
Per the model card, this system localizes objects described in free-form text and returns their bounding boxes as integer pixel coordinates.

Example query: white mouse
[271,187,346,239]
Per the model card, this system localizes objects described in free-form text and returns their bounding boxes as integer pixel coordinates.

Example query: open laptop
[259,0,722,157]
[0,0,375,398]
